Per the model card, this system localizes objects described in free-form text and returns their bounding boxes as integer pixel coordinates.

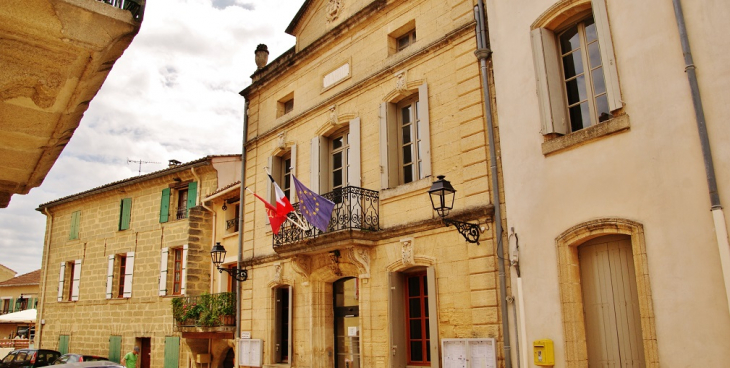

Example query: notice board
[441,338,497,368]
[238,338,262,367]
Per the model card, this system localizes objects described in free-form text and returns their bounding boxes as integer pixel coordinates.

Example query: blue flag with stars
[292,175,335,232]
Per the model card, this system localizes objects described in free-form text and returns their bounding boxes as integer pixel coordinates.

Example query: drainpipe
[474,1,512,368]
[236,100,250,341]
[37,208,54,348]
[672,0,730,315]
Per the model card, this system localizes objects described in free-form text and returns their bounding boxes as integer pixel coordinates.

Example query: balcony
[97,0,144,19]
[172,292,235,332]
[273,186,379,248]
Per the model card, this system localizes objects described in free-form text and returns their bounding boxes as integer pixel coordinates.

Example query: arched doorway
[333,277,359,368]
[222,348,234,368]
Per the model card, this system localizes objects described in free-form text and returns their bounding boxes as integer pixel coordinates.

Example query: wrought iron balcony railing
[97,0,145,20]
[226,218,239,232]
[273,186,379,247]
[171,292,235,328]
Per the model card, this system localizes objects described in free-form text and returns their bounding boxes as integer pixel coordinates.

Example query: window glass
[405,272,429,364]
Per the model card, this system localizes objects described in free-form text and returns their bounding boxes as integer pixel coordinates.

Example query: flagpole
[264,167,308,230]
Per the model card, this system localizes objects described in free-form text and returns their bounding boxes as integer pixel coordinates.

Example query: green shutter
[69,211,80,240]
[8,298,13,313]
[119,198,132,230]
[186,182,197,212]
[109,335,122,363]
[58,335,69,355]
[164,336,180,368]
[160,188,171,223]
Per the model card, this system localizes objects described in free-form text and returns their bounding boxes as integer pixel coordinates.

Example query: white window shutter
[159,248,169,296]
[57,262,66,302]
[310,136,321,193]
[287,286,293,363]
[531,27,568,135]
[591,0,622,111]
[123,252,135,298]
[71,259,81,301]
[348,118,361,187]
[417,83,432,179]
[267,156,275,204]
[427,266,440,368]
[379,102,389,190]
[106,255,114,299]
[388,272,406,367]
[290,144,297,202]
[181,245,189,295]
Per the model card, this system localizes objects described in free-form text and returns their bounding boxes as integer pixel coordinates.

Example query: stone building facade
[35,156,241,367]
[484,0,730,366]
[233,0,507,367]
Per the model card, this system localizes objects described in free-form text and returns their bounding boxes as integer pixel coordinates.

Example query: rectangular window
[176,189,188,220]
[388,20,417,55]
[398,97,422,184]
[310,118,361,196]
[397,29,417,52]
[119,198,132,230]
[117,255,127,298]
[172,248,183,295]
[277,93,295,117]
[405,273,430,365]
[2,299,10,314]
[69,211,80,240]
[282,154,292,200]
[268,146,297,205]
[330,130,349,192]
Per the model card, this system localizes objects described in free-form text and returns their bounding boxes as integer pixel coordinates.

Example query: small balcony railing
[97,0,145,20]
[273,186,379,247]
[171,292,235,328]
[226,218,239,232]
[176,207,188,220]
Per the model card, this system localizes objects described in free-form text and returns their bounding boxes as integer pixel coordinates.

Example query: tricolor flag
[248,189,288,234]
[268,174,295,217]
[292,175,335,232]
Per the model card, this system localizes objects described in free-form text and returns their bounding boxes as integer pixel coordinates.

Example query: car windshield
[1,353,16,363]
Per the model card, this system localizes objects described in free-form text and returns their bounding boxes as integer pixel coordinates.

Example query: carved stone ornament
[395,70,408,93]
[328,251,343,277]
[277,131,286,149]
[326,0,343,22]
[273,262,282,284]
[347,246,371,280]
[327,104,338,126]
[401,238,414,266]
[291,255,311,285]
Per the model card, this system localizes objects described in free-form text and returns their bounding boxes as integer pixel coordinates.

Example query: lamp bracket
[218,266,248,282]
[443,218,481,244]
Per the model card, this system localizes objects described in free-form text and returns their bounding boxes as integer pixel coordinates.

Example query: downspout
[236,100,250,341]
[672,0,730,315]
[474,1,512,368]
[37,208,54,348]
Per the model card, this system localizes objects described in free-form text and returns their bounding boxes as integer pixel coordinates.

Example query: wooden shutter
[58,335,69,355]
[591,0,622,111]
[348,118,361,187]
[388,272,407,367]
[187,182,198,210]
[290,144,298,202]
[310,136,321,193]
[160,188,170,223]
[71,259,81,301]
[57,262,65,302]
[106,255,114,299]
[379,102,399,189]
[164,336,180,368]
[159,248,169,296]
[287,286,293,365]
[180,245,188,295]
[69,211,80,240]
[379,103,389,189]
[109,336,122,363]
[119,198,132,230]
[417,83,432,179]
[427,266,440,368]
[268,155,279,204]
[7,298,14,313]
[122,252,135,298]
[531,27,568,135]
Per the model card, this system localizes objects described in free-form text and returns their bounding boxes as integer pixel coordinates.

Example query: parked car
[50,355,108,365]
[0,349,61,367]
[42,362,122,368]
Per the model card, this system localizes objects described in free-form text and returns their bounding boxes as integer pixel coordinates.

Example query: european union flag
[292,175,335,232]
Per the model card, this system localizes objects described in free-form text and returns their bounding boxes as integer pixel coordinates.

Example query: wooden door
[579,235,645,367]
[139,337,151,368]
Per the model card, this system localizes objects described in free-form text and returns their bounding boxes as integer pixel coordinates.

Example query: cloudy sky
[0,0,305,276]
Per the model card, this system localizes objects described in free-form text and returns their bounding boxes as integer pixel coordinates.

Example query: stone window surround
[555,218,659,368]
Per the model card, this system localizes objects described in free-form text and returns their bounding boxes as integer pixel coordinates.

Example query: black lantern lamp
[428,175,482,244]
[211,242,248,281]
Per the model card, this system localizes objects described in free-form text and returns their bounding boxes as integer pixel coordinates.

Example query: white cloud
[0,0,304,276]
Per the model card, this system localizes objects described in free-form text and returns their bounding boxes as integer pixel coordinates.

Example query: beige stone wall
[486,0,730,366]
[37,166,219,367]
[237,0,506,367]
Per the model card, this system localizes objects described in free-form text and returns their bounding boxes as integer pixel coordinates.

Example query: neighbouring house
[485,0,730,366]
[35,156,241,367]
[0,269,41,341]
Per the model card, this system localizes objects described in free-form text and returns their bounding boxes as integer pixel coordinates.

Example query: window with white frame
[57,260,81,302]
[158,246,188,296]
[106,252,134,299]
[531,0,622,136]
[310,118,361,195]
[388,20,417,55]
[330,129,349,192]
[268,147,297,205]
[380,83,432,189]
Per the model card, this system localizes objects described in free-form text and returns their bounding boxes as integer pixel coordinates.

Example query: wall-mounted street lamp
[210,242,248,282]
[428,175,482,244]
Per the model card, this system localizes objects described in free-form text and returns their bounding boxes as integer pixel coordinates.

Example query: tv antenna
[127,158,160,175]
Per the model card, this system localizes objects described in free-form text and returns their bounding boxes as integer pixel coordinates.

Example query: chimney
[168,159,182,168]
